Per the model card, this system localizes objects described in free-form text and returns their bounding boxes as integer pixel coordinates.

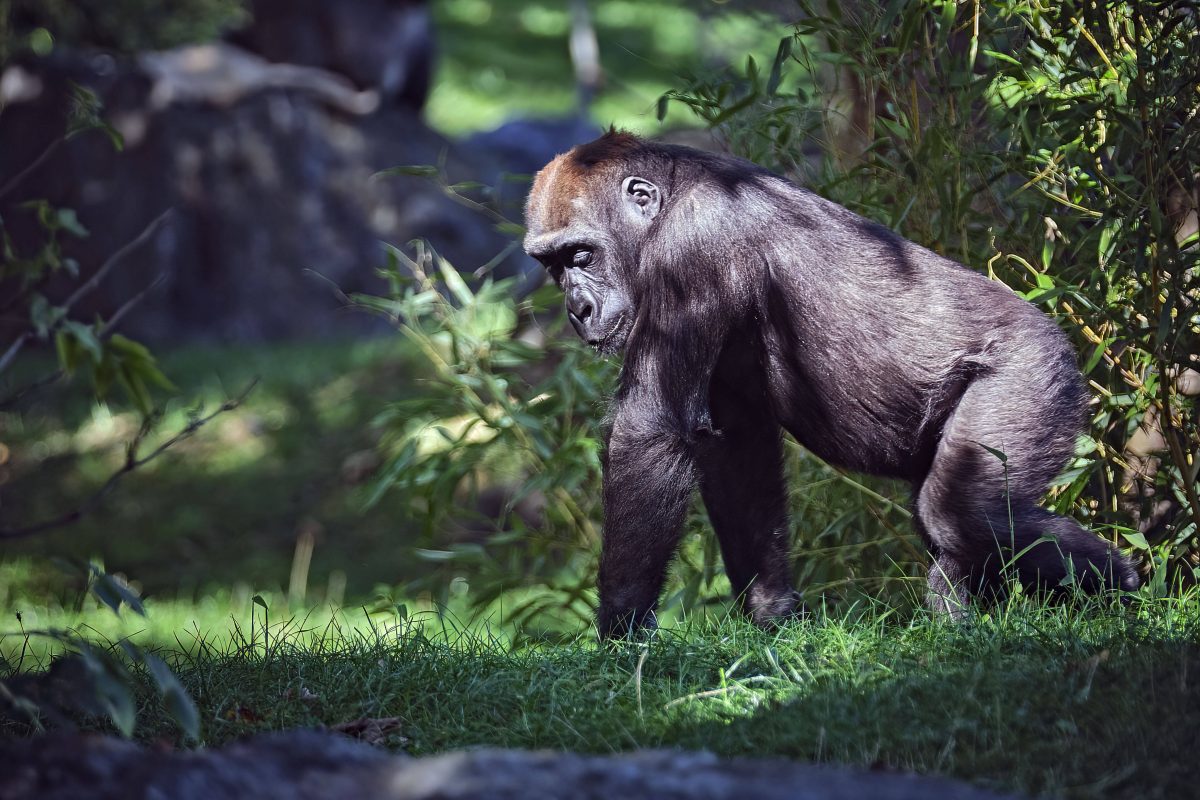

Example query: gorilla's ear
[622,177,661,220]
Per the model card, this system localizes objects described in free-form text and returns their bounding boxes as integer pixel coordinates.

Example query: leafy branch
[0,379,258,540]
[0,209,174,388]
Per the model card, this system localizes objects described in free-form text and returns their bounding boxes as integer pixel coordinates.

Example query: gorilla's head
[523,133,667,355]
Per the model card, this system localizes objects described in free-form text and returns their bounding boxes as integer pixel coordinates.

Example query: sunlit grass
[425,0,789,135]
[2,588,390,665]
[4,594,1197,798]
[0,337,429,603]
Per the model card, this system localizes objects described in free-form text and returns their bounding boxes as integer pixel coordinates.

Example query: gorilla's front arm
[596,186,799,635]
[596,383,693,636]
[595,260,730,636]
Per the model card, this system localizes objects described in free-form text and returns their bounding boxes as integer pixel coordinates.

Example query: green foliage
[5,0,248,56]
[993,1,1200,563]
[660,0,1199,575]
[0,93,195,738]
[426,0,788,135]
[359,243,615,633]
[1,90,173,415]
[3,561,199,741]
[372,0,1198,634]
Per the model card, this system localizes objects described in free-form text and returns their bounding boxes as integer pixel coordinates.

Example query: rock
[137,42,380,114]
[465,115,601,183]
[0,730,1022,800]
[0,45,519,343]
[465,115,600,222]
[228,0,433,111]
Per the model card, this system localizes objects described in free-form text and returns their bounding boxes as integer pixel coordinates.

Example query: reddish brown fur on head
[522,131,654,355]
[569,130,645,167]
[525,131,647,247]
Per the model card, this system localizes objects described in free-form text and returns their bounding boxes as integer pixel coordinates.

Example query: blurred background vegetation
[1,0,1197,654]
[0,0,796,643]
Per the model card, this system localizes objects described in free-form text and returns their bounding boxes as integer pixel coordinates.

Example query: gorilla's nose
[569,300,593,324]
[567,308,590,340]
[567,298,594,340]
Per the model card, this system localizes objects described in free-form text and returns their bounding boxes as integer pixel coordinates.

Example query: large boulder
[0,44,518,343]
[0,730,1021,800]
[228,0,434,111]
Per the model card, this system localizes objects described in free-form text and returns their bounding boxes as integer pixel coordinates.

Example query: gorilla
[523,131,1138,638]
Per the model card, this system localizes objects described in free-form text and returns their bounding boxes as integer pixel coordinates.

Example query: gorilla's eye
[571,248,594,268]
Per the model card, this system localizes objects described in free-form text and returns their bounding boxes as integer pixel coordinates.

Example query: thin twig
[0,139,61,201]
[61,209,174,313]
[1159,378,1200,536]
[385,163,521,230]
[864,502,925,563]
[472,239,522,280]
[0,212,174,383]
[98,272,166,337]
[0,332,31,377]
[0,378,258,540]
[0,272,168,410]
[831,468,913,519]
[0,369,65,410]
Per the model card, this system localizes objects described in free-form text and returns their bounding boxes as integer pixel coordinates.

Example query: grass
[4,595,1198,799]
[0,337,433,606]
[425,0,790,134]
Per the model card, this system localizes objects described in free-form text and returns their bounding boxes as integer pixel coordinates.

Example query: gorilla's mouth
[590,313,630,353]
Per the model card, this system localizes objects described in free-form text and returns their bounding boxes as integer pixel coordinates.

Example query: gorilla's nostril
[578,302,593,321]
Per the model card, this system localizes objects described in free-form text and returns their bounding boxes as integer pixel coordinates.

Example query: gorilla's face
[525,155,663,355]
[529,240,633,355]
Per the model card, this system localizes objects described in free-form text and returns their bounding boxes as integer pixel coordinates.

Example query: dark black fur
[524,132,1137,637]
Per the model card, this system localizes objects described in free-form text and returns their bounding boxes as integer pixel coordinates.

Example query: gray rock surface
[0,730,1021,800]
[0,47,525,343]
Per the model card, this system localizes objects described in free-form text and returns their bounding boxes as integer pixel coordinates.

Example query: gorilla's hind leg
[1006,506,1139,593]
[916,367,1137,612]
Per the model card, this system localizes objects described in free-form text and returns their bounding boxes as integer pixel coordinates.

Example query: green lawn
[425,0,789,134]
[0,339,431,609]
[5,597,1197,799]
